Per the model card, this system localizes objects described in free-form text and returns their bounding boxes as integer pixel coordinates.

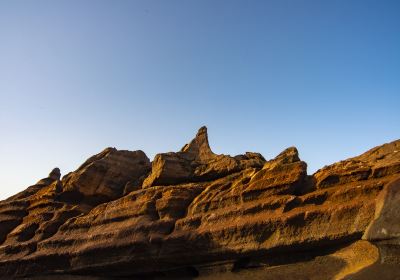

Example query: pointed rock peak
[274,147,300,164]
[196,126,208,138]
[180,126,215,162]
[49,168,61,181]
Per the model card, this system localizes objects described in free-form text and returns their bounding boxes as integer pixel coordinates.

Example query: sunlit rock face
[142,126,265,188]
[0,127,399,279]
[61,148,151,201]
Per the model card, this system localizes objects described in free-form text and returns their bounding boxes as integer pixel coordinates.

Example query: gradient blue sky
[0,0,399,199]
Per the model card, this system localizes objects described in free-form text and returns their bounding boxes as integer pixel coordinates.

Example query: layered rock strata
[0,127,399,279]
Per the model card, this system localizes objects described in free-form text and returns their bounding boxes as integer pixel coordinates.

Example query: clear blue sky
[0,0,399,199]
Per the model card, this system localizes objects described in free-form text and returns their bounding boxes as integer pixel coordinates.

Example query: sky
[0,0,399,200]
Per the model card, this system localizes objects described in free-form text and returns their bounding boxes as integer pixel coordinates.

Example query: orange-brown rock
[62,148,151,202]
[142,126,265,188]
[0,127,399,279]
[314,140,400,189]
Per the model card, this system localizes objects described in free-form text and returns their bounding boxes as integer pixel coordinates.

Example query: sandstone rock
[180,126,215,162]
[197,240,379,280]
[0,130,399,279]
[142,126,265,188]
[363,177,400,241]
[351,176,400,280]
[314,140,400,189]
[0,168,62,246]
[5,168,61,202]
[48,168,61,181]
[62,148,151,202]
[0,147,151,276]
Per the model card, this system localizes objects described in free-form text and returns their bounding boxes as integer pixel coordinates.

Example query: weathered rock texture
[142,126,265,188]
[0,127,399,279]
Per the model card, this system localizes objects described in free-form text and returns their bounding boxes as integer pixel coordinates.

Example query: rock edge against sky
[0,127,400,279]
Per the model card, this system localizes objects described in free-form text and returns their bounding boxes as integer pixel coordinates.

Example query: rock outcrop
[61,148,151,202]
[142,126,265,188]
[0,127,399,279]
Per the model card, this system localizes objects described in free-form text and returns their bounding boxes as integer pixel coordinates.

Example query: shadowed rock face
[0,127,399,279]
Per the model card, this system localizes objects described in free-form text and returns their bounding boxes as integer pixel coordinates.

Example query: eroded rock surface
[363,177,400,241]
[142,126,265,188]
[62,148,151,201]
[0,127,399,279]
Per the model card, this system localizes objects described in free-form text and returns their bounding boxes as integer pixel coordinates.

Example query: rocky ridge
[0,127,399,279]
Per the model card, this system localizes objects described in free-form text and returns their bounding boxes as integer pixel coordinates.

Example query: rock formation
[142,126,265,188]
[0,127,399,279]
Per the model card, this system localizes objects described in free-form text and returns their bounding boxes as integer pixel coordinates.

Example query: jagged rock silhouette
[0,127,399,279]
